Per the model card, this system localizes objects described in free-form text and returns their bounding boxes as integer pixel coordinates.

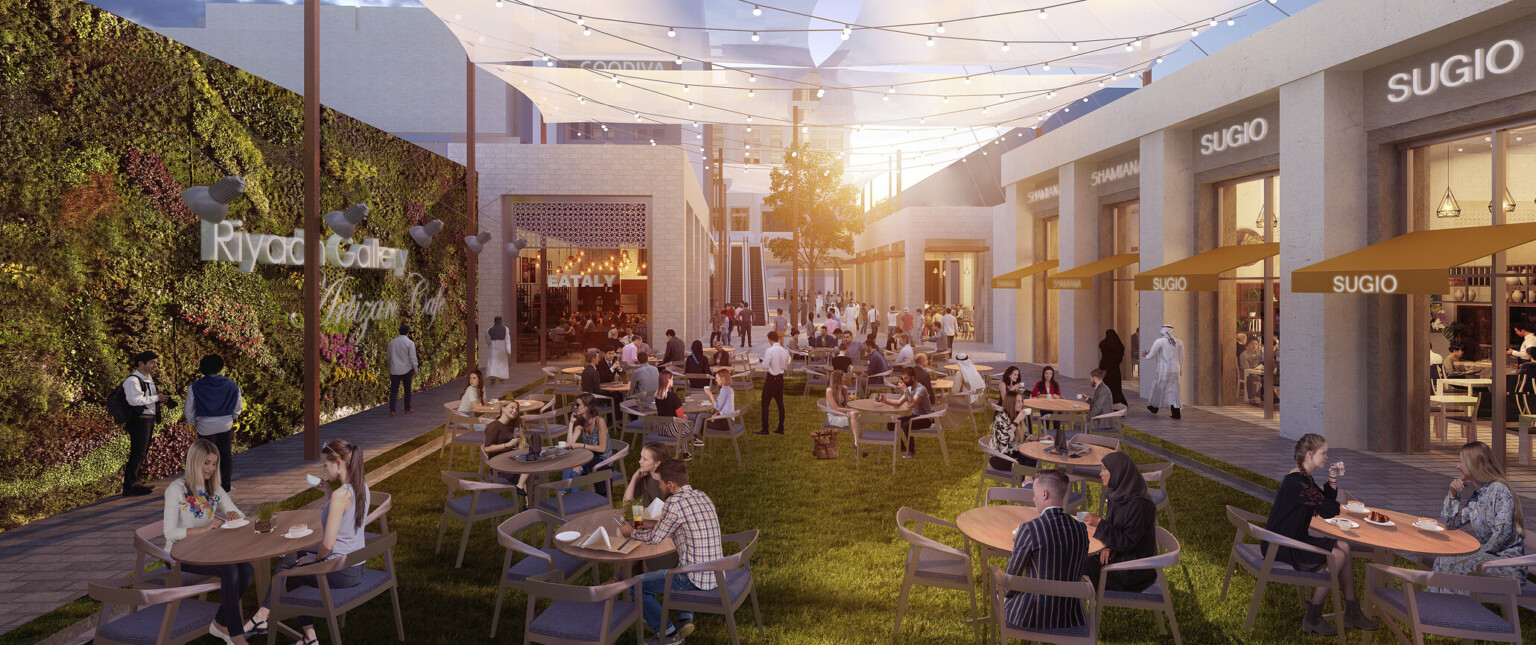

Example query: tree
[762,143,865,324]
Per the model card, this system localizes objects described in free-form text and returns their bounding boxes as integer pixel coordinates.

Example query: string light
[675,55,684,65]
[816,88,825,98]
[747,89,755,97]
[1209,18,1218,26]
[842,25,851,39]
[667,27,676,37]
[1002,42,1010,52]
[682,84,690,92]
[935,22,946,34]
[576,16,584,25]
[752,5,762,16]
[1042,63,1051,71]
[751,31,760,41]
[583,26,592,36]
[942,96,949,103]
[494,0,503,7]
[927,37,934,47]
[1070,42,1079,51]
[748,74,757,83]
[1038,8,1048,19]
[1190,28,1199,37]
[1227,18,1236,26]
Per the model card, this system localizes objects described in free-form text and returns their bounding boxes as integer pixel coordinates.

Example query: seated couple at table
[616,458,722,644]
[163,438,370,645]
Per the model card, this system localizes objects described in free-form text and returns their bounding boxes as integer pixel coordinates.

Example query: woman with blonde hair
[1435,441,1527,583]
[163,439,252,643]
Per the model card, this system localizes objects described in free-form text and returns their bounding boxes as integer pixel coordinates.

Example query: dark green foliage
[0,0,470,529]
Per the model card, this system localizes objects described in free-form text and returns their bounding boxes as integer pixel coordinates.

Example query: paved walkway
[0,359,571,635]
[1000,359,1536,535]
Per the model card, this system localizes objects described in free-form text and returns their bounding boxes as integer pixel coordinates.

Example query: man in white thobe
[1141,324,1184,419]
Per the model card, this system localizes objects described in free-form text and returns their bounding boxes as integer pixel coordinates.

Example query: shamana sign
[201,220,410,275]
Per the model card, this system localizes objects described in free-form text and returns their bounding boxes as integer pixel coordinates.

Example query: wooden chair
[1090,408,1127,437]
[990,568,1097,644]
[437,470,522,568]
[522,572,643,645]
[1138,463,1177,535]
[490,509,597,637]
[362,491,393,542]
[803,366,830,399]
[642,414,693,464]
[441,402,484,465]
[522,404,572,441]
[975,438,1037,506]
[905,405,951,466]
[1446,390,1483,443]
[945,389,989,436]
[894,508,978,641]
[1477,553,1536,612]
[855,411,901,474]
[1219,505,1345,644]
[264,532,405,645]
[131,522,211,591]
[702,408,750,466]
[1094,527,1183,644]
[657,530,765,645]
[86,575,221,645]
[533,469,613,521]
[1365,563,1522,645]
[1066,434,1121,512]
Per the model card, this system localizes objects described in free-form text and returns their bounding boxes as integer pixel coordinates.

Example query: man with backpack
[116,351,169,497]
[185,354,243,492]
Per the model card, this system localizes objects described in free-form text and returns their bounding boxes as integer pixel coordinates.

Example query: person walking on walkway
[485,316,511,384]
[185,354,243,493]
[738,302,754,347]
[1141,324,1183,419]
[940,308,958,351]
[1097,329,1128,406]
[757,331,789,435]
[388,324,418,417]
[121,351,169,496]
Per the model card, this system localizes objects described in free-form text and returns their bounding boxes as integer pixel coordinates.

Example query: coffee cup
[305,474,322,487]
[1075,511,1089,522]
[287,523,308,536]
[558,441,568,449]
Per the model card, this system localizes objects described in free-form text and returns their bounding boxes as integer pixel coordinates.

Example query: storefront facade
[997,0,1536,455]
[851,205,999,343]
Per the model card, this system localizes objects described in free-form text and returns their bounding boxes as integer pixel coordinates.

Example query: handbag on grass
[811,428,839,460]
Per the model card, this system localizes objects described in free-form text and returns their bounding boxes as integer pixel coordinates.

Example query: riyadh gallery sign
[200,220,409,275]
[1386,39,1522,103]
[548,274,619,288]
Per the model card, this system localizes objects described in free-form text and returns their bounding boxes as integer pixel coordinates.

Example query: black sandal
[243,618,268,635]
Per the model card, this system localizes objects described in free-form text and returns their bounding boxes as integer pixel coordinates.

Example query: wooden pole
[302,0,320,462]
[1493,129,1509,468]
[539,245,548,365]
[466,56,478,374]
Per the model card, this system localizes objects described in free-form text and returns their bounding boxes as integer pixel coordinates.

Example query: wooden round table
[600,382,631,394]
[1310,506,1481,560]
[512,399,548,412]
[1023,398,1090,413]
[957,505,1104,554]
[1018,440,1114,468]
[945,364,996,374]
[561,366,587,375]
[848,397,911,414]
[172,508,323,603]
[555,508,676,570]
[487,447,594,476]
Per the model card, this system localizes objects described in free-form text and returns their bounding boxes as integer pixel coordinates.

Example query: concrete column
[1057,162,1098,378]
[1138,129,1196,398]
[1280,70,1368,447]
[995,185,1020,360]
[905,241,925,320]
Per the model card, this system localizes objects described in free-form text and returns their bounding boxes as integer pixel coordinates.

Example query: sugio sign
[1386,39,1523,103]
[1332,275,1398,293]
[1150,277,1188,291]
[1200,118,1268,156]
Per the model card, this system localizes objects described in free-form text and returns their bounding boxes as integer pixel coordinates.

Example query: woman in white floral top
[163,438,252,643]
[1435,441,1527,586]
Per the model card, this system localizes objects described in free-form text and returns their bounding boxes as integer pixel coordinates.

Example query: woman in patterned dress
[1435,441,1527,584]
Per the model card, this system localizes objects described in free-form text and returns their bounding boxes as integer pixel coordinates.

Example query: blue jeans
[640,569,698,635]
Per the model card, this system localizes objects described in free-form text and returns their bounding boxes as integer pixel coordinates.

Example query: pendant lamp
[1436,144,1461,218]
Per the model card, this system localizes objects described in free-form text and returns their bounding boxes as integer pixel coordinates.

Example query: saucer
[1325,517,1358,530]
[1413,520,1445,532]
[282,528,314,539]
[220,519,250,529]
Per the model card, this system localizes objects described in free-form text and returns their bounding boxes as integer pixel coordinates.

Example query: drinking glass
[632,505,645,523]
[1328,462,1346,479]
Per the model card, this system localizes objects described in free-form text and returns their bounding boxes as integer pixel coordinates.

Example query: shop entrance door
[1217,174,1279,420]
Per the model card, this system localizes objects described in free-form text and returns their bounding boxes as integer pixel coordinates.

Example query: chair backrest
[1073,433,1120,450]
[985,486,1035,507]
[1138,462,1174,486]
[364,492,393,534]
[133,521,173,568]
[88,574,221,643]
[497,509,562,557]
[593,440,630,471]
[895,507,965,560]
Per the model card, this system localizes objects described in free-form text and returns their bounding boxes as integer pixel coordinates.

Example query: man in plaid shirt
[620,459,721,644]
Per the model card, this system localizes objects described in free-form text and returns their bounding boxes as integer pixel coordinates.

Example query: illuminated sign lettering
[1026,184,1059,204]
[1200,118,1269,156]
[1332,275,1398,293]
[201,220,409,275]
[1386,39,1523,103]
[548,274,619,288]
[1151,277,1188,291]
[1091,160,1139,187]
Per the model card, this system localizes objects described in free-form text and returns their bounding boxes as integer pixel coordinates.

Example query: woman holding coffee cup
[163,439,252,644]
[1433,441,1527,583]
[245,439,370,643]
[1081,452,1157,592]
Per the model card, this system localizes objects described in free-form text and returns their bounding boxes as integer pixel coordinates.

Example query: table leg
[1521,416,1532,466]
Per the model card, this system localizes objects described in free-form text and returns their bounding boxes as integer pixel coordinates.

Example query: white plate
[1414,521,1445,532]
[555,531,581,543]
[1362,516,1394,527]
[220,519,250,529]
[282,528,314,539]
[1325,517,1358,530]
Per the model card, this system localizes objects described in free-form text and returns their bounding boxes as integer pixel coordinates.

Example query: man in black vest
[122,351,169,496]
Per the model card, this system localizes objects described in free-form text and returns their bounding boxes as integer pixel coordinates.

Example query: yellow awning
[1134,243,1279,292]
[1291,223,1536,294]
[989,260,1058,289]
[1047,253,1140,290]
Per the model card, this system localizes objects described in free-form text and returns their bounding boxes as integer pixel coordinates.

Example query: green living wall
[0,0,473,529]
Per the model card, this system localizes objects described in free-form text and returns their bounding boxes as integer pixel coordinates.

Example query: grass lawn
[10,379,1535,643]
[308,379,1536,644]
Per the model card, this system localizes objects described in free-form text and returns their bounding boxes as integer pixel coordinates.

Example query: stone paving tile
[0,359,568,635]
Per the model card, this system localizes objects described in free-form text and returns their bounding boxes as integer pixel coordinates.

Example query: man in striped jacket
[1004,469,1089,631]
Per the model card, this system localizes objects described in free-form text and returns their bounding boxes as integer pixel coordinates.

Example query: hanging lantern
[408,219,443,248]
[181,176,247,223]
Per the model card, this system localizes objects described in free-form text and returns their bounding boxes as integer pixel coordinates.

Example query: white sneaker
[208,622,235,645]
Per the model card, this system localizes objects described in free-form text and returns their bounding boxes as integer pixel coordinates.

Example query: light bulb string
[466,1,1229,94]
